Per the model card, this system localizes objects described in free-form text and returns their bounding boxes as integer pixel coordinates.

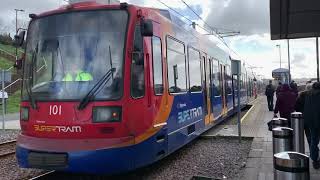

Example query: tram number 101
[49,105,62,115]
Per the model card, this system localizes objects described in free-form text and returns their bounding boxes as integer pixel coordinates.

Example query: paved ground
[204,96,320,180]
[4,113,19,121]
[0,113,20,130]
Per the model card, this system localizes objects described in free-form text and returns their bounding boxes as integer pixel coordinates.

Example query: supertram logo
[177,107,203,123]
[34,125,82,133]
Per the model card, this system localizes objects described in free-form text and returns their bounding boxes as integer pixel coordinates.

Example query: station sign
[0,70,11,83]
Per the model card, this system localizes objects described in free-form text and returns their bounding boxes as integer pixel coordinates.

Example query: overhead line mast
[179,0,240,36]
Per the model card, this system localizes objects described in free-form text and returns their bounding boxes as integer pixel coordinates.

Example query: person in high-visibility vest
[62,63,93,82]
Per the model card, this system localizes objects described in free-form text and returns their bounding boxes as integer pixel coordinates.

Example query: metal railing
[0,48,16,61]
[4,78,21,91]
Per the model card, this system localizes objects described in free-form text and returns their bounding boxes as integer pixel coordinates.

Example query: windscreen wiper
[26,48,38,109]
[77,68,116,110]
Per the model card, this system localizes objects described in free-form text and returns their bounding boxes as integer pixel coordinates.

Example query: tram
[15,2,255,174]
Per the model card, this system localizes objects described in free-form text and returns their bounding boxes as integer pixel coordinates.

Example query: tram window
[226,65,232,95]
[211,59,220,96]
[131,25,145,98]
[152,36,163,95]
[167,36,187,94]
[242,75,245,89]
[188,48,202,92]
[245,75,247,89]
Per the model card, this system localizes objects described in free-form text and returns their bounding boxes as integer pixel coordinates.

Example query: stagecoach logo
[177,107,203,124]
[34,125,82,133]
[177,103,187,109]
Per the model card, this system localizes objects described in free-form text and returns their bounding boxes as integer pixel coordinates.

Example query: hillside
[0,43,23,57]
[0,56,13,69]
[0,43,22,113]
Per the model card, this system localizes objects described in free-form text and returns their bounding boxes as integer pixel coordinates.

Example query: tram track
[28,171,55,180]
[0,140,16,158]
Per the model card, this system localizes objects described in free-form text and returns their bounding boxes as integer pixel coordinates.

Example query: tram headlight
[93,107,122,123]
[21,107,29,121]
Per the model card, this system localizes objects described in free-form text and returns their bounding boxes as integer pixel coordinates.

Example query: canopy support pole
[317,37,319,82]
[287,39,291,82]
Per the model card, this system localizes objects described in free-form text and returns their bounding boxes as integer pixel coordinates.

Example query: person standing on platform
[295,83,313,160]
[276,82,282,97]
[253,82,258,99]
[290,80,299,97]
[303,82,320,169]
[265,80,275,111]
[274,84,296,121]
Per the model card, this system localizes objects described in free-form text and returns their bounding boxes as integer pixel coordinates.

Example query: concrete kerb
[200,135,254,141]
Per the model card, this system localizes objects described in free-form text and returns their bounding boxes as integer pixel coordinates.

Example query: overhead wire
[175,0,241,58]
[155,0,194,24]
[180,0,240,34]
[180,0,217,33]
[155,0,222,37]
[152,0,242,60]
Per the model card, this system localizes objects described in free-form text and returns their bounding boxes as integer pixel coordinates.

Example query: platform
[0,113,20,130]
[203,96,320,180]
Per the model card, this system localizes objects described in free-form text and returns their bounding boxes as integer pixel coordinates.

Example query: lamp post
[287,40,291,82]
[276,44,282,68]
[14,9,24,61]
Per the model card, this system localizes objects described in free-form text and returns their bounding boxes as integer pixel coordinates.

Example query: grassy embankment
[0,43,22,113]
[0,43,23,56]
[0,91,21,114]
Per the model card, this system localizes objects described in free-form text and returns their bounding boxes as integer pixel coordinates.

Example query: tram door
[220,64,227,112]
[232,74,238,107]
[130,22,168,163]
[201,55,211,124]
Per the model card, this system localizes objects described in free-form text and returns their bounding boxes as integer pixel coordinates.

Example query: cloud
[291,53,306,65]
[0,0,63,14]
[0,0,66,33]
[0,0,315,79]
[205,0,269,35]
[126,0,317,79]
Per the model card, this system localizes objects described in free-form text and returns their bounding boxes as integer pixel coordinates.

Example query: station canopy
[270,0,320,40]
[272,68,289,74]
[272,68,290,84]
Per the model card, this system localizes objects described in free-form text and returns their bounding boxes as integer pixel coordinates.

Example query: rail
[28,171,55,180]
[0,140,16,158]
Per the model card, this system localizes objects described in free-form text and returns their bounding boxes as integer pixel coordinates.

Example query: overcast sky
[0,0,317,79]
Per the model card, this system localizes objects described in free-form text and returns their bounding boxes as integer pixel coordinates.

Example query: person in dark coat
[295,83,313,159]
[303,82,320,169]
[274,84,296,121]
[265,80,275,111]
[290,80,298,97]
[276,82,282,97]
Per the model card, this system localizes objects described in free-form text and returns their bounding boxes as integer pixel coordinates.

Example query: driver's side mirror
[141,19,153,37]
[14,30,26,47]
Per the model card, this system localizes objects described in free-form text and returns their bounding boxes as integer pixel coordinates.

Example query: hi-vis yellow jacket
[62,71,93,82]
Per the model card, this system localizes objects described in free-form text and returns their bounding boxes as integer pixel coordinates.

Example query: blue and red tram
[15,2,255,174]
